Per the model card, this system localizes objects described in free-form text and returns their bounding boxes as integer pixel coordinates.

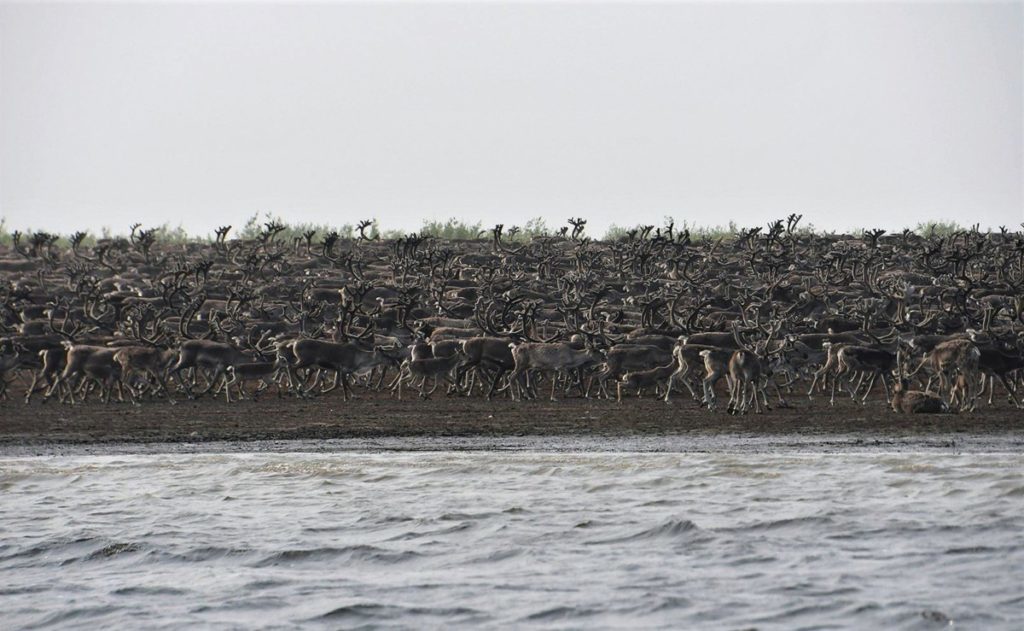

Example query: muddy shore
[1,388,1020,450]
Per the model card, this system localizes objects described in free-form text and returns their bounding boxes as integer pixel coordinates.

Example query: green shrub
[914,220,967,238]
[418,218,485,240]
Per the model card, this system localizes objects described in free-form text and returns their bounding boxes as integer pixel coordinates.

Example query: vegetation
[0,214,1015,251]
[914,220,968,238]
[237,212,358,242]
[418,218,485,240]
[603,219,743,242]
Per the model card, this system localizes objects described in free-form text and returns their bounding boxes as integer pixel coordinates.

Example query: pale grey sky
[1,1,1021,237]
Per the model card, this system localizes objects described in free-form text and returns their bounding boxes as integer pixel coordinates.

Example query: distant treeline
[0,213,997,249]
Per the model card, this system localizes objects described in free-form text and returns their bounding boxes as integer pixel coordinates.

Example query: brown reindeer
[617,361,676,403]
[224,362,284,401]
[394,349,465,400]
[664,341,724,403]
[46,344,124,404]
[113,346,177,403]
[911,339,981,411]
[507,342,602,401]
[698,348,734,411]
[892,378,947,414]
[727,349,767,414]
[833,345,898,404]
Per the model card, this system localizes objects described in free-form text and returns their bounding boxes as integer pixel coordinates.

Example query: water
[2,443,1022,629]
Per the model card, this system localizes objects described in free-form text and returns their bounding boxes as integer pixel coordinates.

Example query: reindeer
[224,362,285,401]
[0,350,19,401]
[2,214,1022,418]
[724,322,786,414]
[808,342,845,403]
[833,345,898,404]
[726,349,767,414]
[169,340,250,399]
[455,336,517,399]
[910,339,981,411]
[617,361,676,402]
[21,346,67,403]
[698,348,734,411]
[976,347,1024,408]
[663,340,724,403]
[46,344,124,404]
[507,342,602,401]
[394,348,465,399]
[279,339,397,400]
[113,346,178,403]
[593,344,673,399]
[892,378,948,414]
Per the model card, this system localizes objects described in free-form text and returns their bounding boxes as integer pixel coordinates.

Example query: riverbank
[1,390,1020,449]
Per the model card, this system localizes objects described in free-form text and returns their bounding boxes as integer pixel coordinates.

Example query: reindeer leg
[44,371,66,402]
[486,368,505,400]
[829,369,839,406]
[808,366,827,399]
[663,373,675,403]
[703,373,718,410]
[1004,375,1023,408]
[152,370,175,404]
[759,382,771,412]
[319,370,340,395]
[773,380,788,407]
[24,370,44,404]
[58,374,78,404]
[860,372,877,404]
[342,373,355,400]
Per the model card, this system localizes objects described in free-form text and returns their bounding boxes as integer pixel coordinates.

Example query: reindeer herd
[1,216,1022,416]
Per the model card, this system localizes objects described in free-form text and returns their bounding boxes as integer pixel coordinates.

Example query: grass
[603,219,742,241]
[0,214,1014,253]
[913,220,968,238]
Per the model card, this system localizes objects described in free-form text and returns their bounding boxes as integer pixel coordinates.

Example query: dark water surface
[1,437,1022,629]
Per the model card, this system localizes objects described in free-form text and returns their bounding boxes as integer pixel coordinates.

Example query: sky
[1,1,1021,238]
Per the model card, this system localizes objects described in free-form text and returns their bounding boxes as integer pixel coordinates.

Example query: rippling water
[2,445,1022,629]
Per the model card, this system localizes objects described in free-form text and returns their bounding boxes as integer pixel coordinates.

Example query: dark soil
[0,387,1020,447]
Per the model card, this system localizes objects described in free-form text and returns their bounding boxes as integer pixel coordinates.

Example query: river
[2,438,1022,629]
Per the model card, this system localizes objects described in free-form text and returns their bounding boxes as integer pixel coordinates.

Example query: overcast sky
[1,1,1021,238]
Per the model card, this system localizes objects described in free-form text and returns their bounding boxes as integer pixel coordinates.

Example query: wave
[250,545,422,567]
[0,536,96,564]
[944,545,999,555]
[735,515,835,532]
[437,511,497,521]
[384,521,473,541]
[465,547,522,564]
[523,605,599,621]
[313,603,482,622]
[110,585,188,597]
[84,542,144,560]
[2,537,148,568]
[750,600,853,624]
[24,605,119,629]
[174,545,254,562]
[590,518,701,544]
